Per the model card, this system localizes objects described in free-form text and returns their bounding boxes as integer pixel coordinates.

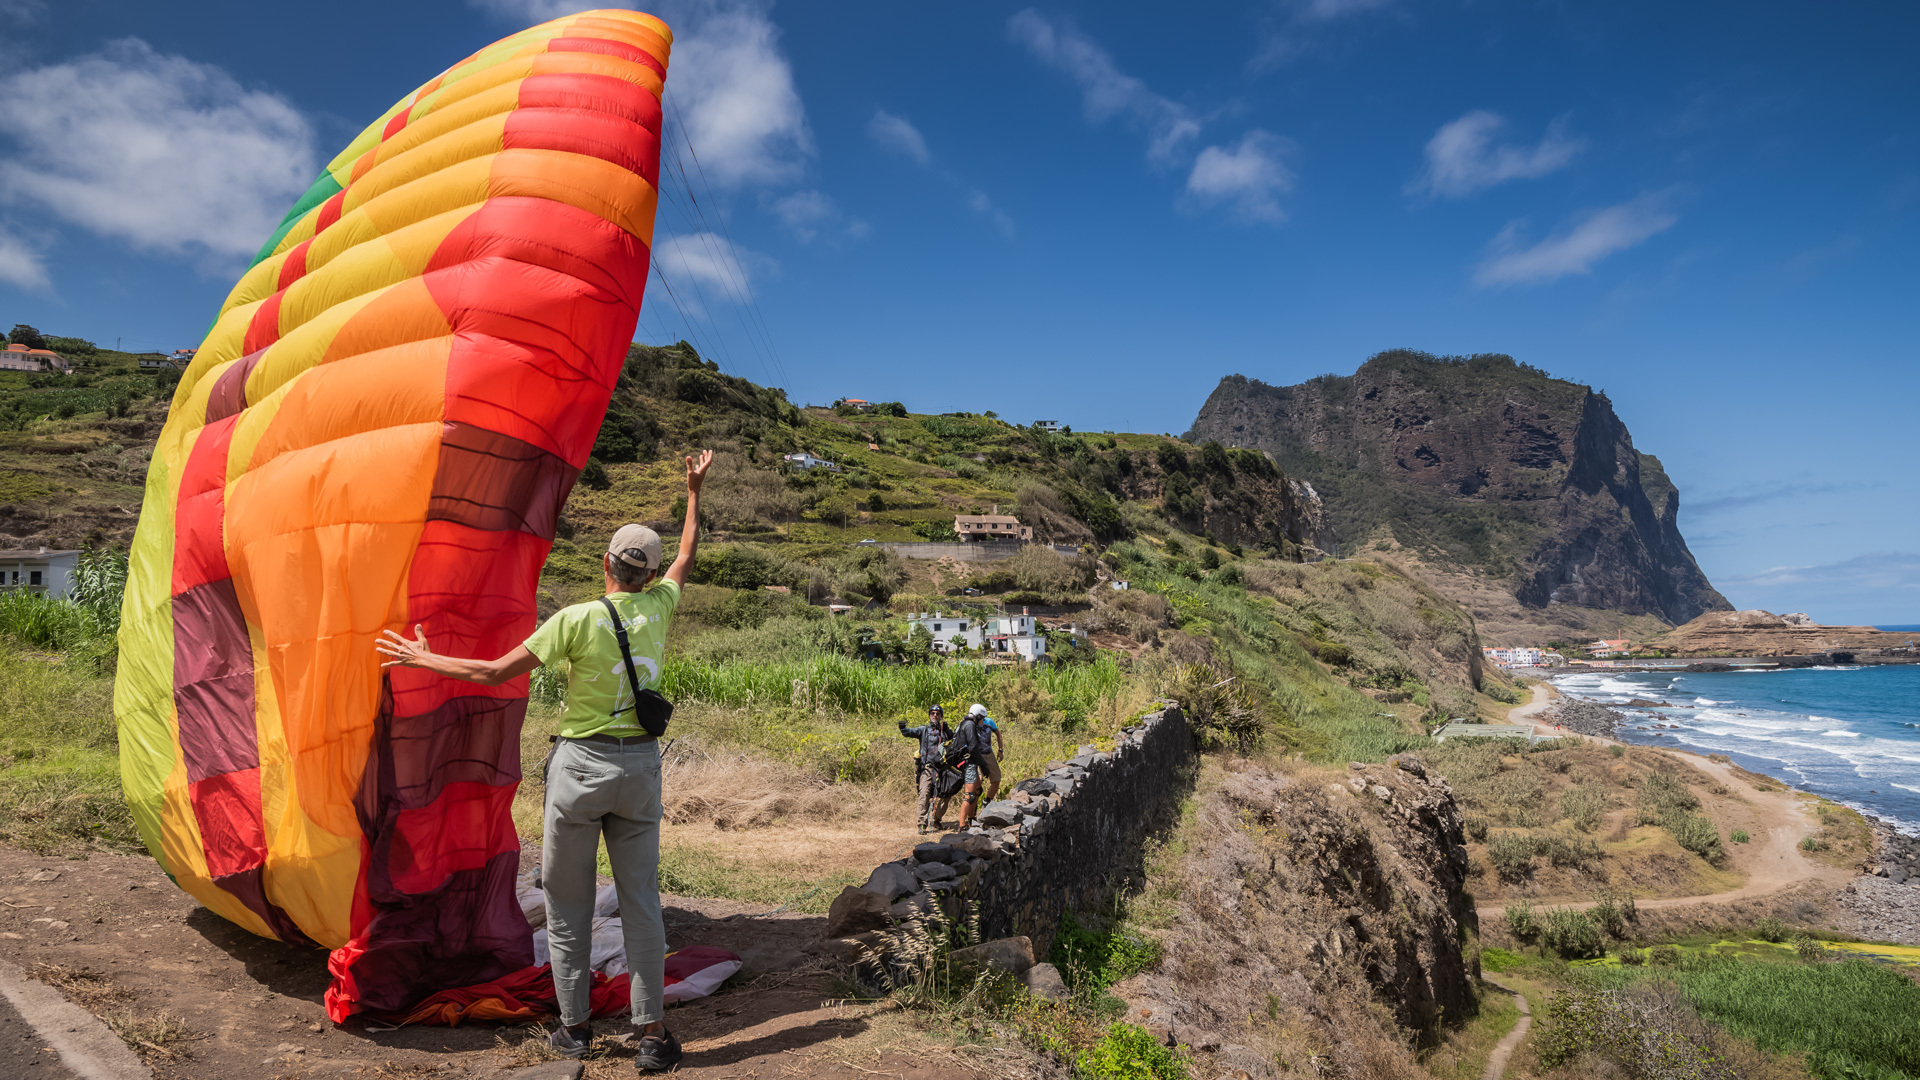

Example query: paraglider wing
[114,9,671,1020]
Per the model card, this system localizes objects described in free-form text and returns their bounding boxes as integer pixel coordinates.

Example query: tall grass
[658,651,1131,720]
[0,645,133,852]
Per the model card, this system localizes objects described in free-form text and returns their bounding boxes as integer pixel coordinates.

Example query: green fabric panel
[247,171,342,269]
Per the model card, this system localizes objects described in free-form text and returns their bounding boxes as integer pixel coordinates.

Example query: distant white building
[908,611,986,652]
[1033,420,1061,432]
[782,451,839,472]
[906,609,1049,660]
[0,548,80,600]
[0,344,67,373]
[954,513,1032,542]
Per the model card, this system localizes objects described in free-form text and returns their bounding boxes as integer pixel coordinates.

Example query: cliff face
[1187,351,1730,630]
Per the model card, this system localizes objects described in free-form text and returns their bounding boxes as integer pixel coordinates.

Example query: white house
[907,611,986,652]
[984,611,1047,661]
[0,548,80,600]
[782,452,839,472]
[1033,420,1061,433]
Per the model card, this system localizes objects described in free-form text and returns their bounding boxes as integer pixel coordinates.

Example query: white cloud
[1717,552,1920,625]
[649,232,772,314]
[867,110,931,166]
[1184,130,1296,224]
[965,190,1016,238]
[1007,9,1199,164]
[1248,0,1396,73]
[765,189,865,244]
[0,39,316,261]
[1413,110,1585,199]
[0,222,49,290]
[1474,195,1677,286]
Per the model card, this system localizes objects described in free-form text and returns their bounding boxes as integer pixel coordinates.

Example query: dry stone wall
[824,705,1191,962]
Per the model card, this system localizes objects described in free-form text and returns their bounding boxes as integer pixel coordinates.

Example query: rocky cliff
[1187,351,1730,637]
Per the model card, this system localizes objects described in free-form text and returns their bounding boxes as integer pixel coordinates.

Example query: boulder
[949,936,1035,977]
[912,843,959,865]
[1069,753,1096,769]
[914,861,957,883]
[977,800,1023,827]
[1019,962,1069,1001]
[817,929,886,964]
[940,833,998,859]
[1052,778,1077,797]
[1014,778,1056,797]
[890,892,934,921]
[862,861,919,901]
[1390,754,1425,778]
[825,887,893,937]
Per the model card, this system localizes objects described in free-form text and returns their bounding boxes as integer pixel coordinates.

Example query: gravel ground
[1540,696,1623,738]
[1829,875,1920,946]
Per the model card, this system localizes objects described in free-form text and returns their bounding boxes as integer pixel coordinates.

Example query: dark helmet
[928,704,945,718]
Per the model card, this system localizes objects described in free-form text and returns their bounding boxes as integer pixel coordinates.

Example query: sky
[0,0,1915,623]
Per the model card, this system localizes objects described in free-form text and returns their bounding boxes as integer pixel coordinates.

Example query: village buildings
[0,548,80,600]
[953,513,1032,542]
[0,343,68,373]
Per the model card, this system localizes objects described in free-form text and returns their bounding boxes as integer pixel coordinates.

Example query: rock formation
[1187,351,1731,636]
[1654,609,1919,656]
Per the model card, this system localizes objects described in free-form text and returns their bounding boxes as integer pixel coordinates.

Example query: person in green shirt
[376,449,712,1071]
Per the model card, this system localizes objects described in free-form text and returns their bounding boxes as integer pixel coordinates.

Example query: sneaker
[549,1022,594,1059]
[634,1028,683,1072]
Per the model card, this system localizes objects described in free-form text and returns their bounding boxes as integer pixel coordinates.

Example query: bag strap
[600,597,648,718]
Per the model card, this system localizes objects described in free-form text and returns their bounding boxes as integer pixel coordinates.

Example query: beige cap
[607,523,663,571]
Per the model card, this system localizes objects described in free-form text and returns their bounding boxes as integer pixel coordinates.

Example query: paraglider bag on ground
[934,762,965,801]
[601,597,673,737]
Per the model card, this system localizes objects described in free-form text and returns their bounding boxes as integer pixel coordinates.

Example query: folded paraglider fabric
[386,946,743,1026]
[113,9,672,1021]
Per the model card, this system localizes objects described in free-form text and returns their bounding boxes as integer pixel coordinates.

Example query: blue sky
[0,1,1914,622]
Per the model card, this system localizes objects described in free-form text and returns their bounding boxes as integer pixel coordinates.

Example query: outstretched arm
[664,449,714,588]
[376,627,542,686]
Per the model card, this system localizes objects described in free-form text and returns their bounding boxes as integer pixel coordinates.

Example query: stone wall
[824,705,1191,961]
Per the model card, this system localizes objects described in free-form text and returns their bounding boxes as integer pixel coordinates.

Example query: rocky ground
[1829,817,1920,947]
[1539,695,1623,738]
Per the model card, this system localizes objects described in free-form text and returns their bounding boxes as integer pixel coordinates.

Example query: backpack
[600,597,673,737]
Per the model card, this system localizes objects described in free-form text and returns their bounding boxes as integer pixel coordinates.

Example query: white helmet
[967,703,988,718]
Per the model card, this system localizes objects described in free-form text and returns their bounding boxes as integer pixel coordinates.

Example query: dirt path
[1477,977,1531,1080]
[0,845,1011,1080]
[1473,685,1855,918]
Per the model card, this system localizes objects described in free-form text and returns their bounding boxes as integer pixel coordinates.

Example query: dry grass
[1794,795,1873,870]
[1421,982,1523,1080]
[28,963,202,1061]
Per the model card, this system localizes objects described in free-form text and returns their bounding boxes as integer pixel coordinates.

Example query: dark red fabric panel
[172,577,258,782]
[213,864,319,948]
[503,107,660,188]
[547,36,666,79]
[390,781,518,894]
[338,849,533,1016]
[190,766,266,877]
[426,421,576,539]
[518,72,661,136]
[171,415,237,593]
[205,350,264,424]
[364,693,525,816]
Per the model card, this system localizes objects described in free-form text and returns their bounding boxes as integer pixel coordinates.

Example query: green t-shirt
[524,580,680,739]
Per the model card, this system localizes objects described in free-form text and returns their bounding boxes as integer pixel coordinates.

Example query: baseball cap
[607,524,663,571]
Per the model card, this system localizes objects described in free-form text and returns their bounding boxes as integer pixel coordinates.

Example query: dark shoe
[549,1022,594,1059]
[634,1028,683,1072]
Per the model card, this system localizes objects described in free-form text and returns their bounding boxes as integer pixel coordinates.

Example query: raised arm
[664,449,714,589]
[376,627,542,686]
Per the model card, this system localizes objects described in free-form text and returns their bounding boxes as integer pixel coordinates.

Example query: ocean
[1552,664,1920,833]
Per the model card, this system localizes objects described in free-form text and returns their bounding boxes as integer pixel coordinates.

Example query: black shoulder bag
[600,597,674,737]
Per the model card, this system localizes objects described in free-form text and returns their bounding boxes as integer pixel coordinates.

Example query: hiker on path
[376,449,714,1071]
[979,715,1006,803]
[947,704,993,829]
[898,704,951,834]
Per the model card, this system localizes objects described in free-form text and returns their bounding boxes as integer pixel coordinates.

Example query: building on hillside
[954,513,1031,542]
[841,398,872,412]
[1033,420,1061,433]
[0,343,68,373]
[1586,638,1631,657]
[1482,646,1548,668]
[984,610,1047,661]
[0,548,80,600]
[138,354,188,370]
[907,611,985,653]
[906,609,1050,660]
[782,451,839,472]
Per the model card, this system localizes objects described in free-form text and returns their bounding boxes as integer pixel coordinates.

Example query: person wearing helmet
[899,704,951,834]
[945,704,993,828]
[978,714,1006,803]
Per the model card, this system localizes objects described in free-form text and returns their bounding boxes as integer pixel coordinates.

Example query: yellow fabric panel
[279,210,467,342]
[372,79,520,171]
[337,123,507,230]
[314,156,493,271]
[264,203,323,265]
[325,93,419,181]
[261,807,361,949]
[243,291,378,413]
[113,430,185,861]
[222,247,296,315]
[526,49,664,97]
[179,299,269,413]
[225,423,442,840]
[489,147,660,245]
[402,58,534,136]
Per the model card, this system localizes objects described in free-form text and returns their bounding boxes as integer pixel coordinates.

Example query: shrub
[1559,784,1608,832]
[1504,901,1536,941]
[1313,640,1351,667]
[1730,829,1749,844]
[1464,815,1489,842]
[1648,945,1681,967]
[1590,890,1637,939]
[1534,831,1602,870]
[1488,833,1535,882]
[1793,936,1831,963]
[1536,982,1737,1079]
[1538,908,1604,959]
[1050,912,1161,993]
[1800,836,1821,852]
[1609,743,1626,758]
[1078,1022,1187,1080]
[1754,917,1787,943]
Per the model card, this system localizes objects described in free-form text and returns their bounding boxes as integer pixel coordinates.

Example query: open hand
[376,625,433,669]
[686,449,714,493]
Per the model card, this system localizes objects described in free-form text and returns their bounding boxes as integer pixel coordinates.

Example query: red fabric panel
[278,239,312,291]
[315,189,347,236]
[383,108,411,141]
[503,107,660,188]
[517,72,662,136]
[242,290,285,357]
[172,416,238,593]
[389,781,517,894]
[190,767,266,878]
[428,196,651,312]
[547,36,666,79]
[390,521,546,718]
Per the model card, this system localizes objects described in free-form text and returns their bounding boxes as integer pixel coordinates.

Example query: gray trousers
[543,737,666,1027]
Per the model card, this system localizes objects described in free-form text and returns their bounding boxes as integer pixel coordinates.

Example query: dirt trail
[1477,977,1531,1080]
[1473,685,1854,918]
[0,845,1001,1080]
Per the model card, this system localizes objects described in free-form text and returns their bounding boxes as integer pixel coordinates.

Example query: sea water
[1552,664,1920,834]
